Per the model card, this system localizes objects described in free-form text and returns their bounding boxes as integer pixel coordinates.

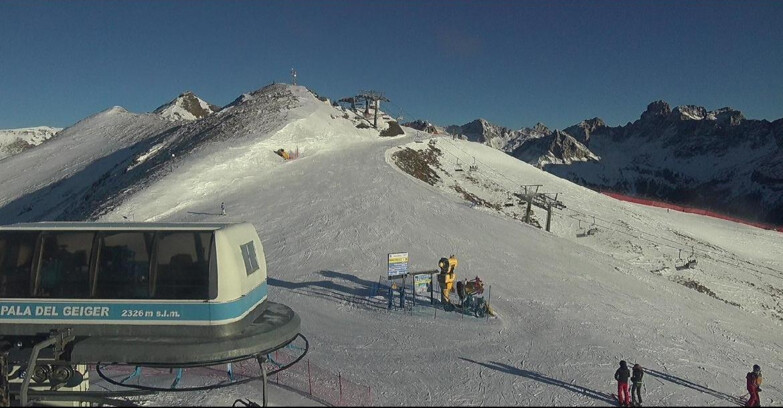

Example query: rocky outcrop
[154,91,220,121]
[404,120,440,134]
[510,130,599,168]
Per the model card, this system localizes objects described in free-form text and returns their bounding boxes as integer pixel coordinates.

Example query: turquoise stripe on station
[0,281,268,322]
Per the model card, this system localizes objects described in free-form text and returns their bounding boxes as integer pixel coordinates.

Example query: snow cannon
[437,255,458,308]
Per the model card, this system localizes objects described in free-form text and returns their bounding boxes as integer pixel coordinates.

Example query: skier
[631,363,644,406]
[221,202,226,216]
[614,360,631,407]
[746,364,762,407]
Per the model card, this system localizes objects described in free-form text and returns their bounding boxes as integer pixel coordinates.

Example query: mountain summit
[153,91,220,121]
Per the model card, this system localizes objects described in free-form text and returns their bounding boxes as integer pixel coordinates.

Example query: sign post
[387,252,409,309]
[387,252,409,279]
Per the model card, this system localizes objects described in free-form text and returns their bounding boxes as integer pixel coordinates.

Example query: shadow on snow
[459,358,617,405]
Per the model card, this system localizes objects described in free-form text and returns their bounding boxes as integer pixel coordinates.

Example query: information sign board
[387,252,409,278]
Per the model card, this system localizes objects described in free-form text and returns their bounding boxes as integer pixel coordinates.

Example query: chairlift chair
[675,247,697,270]
[455,158,464,172]
[576,218,589,238]
[469,157,478,172]
[586,216,598,236]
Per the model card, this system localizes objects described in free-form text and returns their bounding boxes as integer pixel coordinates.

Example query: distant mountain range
[0,91,220,162]
[0,126,61,161]
[4,90,781,226]
[447,101,783,225]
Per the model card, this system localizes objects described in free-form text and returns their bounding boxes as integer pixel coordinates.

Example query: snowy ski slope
[1,84,781,406]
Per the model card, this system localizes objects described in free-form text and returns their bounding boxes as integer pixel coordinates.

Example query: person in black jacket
[631,363,644,406]
[614,360,631,407]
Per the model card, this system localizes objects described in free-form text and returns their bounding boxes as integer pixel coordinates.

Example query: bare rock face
[404,120,440,134]
[154,91,221,121]
[640,100,671,121]
[713,107,745,126]
[564,117,606,146]
[510,129,599,168]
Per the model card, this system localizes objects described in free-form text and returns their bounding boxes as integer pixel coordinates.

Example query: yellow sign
[388,252,409,277]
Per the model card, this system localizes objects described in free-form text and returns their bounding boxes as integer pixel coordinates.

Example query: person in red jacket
[614,360,631,407]
[746,364,762,407]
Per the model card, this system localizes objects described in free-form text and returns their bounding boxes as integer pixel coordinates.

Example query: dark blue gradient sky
[1,0,781,130]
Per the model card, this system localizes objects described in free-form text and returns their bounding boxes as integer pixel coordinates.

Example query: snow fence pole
[412,276,416,312]
[430,274,434,305]
[338,372,343,405]
[410,279,414,316]
[307,360,312,396]
[486,285,491,322]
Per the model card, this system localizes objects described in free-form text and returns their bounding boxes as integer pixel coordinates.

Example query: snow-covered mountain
[0,126,61,161]
[1,84,782,406]
[449,102,783,226]
[0,106,177,222]
[446,119,598,168]
[550,101,783,225]
[153,91,221,121]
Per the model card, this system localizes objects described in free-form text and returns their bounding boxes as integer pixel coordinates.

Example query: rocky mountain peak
[641,100,672,121]
[563,117,606,146]
[581,117,606,130]
[533,122,550,133]
[154,91,220,121]
[671,105,708,121]
[713,107,745,126]
[460,118,494,135]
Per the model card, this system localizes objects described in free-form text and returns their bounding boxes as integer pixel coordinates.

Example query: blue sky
[1,0,781,131]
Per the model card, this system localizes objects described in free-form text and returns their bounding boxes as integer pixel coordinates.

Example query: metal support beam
[546,204,553,232]
[374,99,379,129]
[1,352,9,407]
[257,355,268,407]
[20,329,75,407]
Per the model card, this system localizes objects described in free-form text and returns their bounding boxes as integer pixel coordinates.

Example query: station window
[0,231,39,298]
[153,232,212,299]
[36,232,94,298]
[95,232,153,299]
[240,241,259,276]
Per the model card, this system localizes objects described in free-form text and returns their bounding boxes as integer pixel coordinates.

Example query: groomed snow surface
[2,85,781,406]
